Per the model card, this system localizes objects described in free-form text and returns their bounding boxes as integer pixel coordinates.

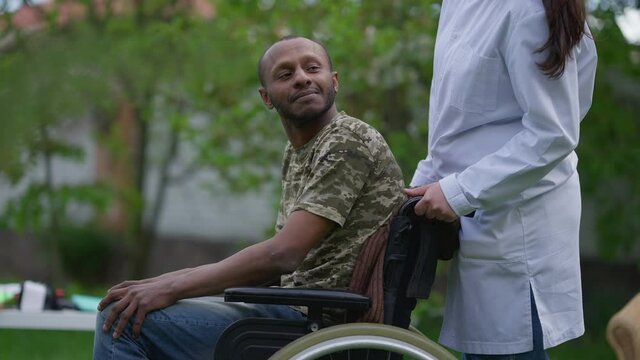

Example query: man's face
[259,38,338,126]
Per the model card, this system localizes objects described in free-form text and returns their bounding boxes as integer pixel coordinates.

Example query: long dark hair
[536,0,588,79]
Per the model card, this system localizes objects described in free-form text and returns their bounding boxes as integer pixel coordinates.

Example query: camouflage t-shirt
[277,112,405,291]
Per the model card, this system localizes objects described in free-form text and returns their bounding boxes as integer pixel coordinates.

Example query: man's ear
[332,71,339,93]
[259,88,273,109]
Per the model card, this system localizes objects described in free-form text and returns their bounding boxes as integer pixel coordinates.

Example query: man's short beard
[272,87,336,128]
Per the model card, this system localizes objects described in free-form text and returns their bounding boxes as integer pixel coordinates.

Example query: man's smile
[291,89,319,102]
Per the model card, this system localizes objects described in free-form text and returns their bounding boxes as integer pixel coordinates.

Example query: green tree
[219,0,440,181]
[578,6,640,260]
[0,0,284,279]
[1,0,638,283]
[0,14,114,282]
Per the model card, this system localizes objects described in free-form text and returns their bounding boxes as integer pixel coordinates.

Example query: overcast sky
[2,0,47,12]
[617,7,640,44]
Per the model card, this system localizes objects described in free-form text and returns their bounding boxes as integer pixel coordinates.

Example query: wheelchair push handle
[399,196,422,219]
[400,195,475,219]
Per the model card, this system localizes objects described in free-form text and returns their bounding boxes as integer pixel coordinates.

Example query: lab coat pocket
[458,207,525,262]
[451,45,500,114]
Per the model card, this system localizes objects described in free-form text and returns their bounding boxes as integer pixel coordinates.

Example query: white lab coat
[410,0,597,354]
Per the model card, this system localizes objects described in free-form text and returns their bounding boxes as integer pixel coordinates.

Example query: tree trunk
[40,124,65,284]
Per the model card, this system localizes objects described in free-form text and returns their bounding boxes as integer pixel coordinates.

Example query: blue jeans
[92,296,305,359]
[462,290,549,360]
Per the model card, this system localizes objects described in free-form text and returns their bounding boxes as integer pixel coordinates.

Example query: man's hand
[404,182,457,222]
[97,276,179,339]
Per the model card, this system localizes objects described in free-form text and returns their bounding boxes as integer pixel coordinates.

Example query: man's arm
[99,210,334,339]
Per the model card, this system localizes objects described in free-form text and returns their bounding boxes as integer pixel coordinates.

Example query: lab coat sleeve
[410,153,439,187]
[439,11,596,216]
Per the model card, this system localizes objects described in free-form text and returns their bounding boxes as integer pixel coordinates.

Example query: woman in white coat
[405,0,597,358]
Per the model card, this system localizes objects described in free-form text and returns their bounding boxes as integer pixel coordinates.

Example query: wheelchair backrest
[383,196,458,328]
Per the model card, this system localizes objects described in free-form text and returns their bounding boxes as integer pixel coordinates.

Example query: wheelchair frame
[214,196,457,360]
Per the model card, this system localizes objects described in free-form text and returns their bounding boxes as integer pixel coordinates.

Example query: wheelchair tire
[268,323,457,360]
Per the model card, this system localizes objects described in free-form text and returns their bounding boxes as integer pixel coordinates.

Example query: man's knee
[95,302,138,339]
[95,303,112,334]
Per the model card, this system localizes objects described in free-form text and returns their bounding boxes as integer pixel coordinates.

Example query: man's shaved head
[258,35,333,86]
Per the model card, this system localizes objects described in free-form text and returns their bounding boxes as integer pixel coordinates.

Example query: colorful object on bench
[71,294,102,312]
[0,283,21,307]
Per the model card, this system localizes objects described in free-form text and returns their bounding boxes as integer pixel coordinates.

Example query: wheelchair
[214,197,458,360]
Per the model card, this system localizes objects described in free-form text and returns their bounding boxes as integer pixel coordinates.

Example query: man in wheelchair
[93,35,409,359]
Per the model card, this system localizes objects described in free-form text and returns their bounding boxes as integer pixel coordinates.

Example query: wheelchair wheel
[269,323,457,360]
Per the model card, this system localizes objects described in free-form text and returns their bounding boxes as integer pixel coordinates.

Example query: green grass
[0,329,94,360]
[411,295,619,360]
[0,279,624,359]
[0,333,616,360]
[547,334,616,360]
[0,278,104,359]
[0,319,617,360]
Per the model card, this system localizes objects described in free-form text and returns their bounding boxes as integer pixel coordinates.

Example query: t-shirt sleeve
[294,133,375,226]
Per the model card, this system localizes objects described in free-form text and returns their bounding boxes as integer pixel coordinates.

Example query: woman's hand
[404,182,457,222]
[97,275,181,339]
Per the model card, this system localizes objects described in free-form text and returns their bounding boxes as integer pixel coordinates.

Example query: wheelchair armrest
[224,287,371,313]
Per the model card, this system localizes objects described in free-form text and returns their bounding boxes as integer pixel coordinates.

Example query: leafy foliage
[0,0,638,277]
[578,8,640,259]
